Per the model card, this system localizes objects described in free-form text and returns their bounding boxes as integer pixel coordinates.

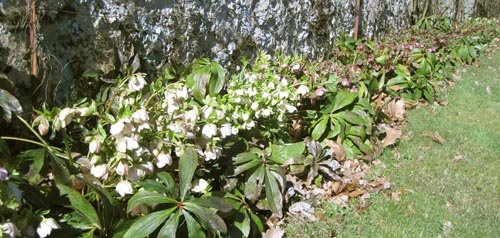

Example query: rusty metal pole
[29,0,38,76]
[354,0,361,41]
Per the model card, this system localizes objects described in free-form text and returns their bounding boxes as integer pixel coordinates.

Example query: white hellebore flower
[242,113,250,122]
[204,150,217,161]
[261,108,272,118]
[175,87,189,101]
[191,179,209,194]
[1,222,19,238]
[37,218,60,238]
[110,121,125,136]
[219,124,233,138]
[297,85,310,96]
[251,102,259,110]
[128,73,147,91]
[88,140,100,154]
[58,108,74,128]
[156,152,172,168]
[132,109,149,123]
[116,180,133,197]
[285,105,298,113]
[184,109,199,123]
[90,164,108,179]
[116,137,140,153]
[115,162,129,176]
[0,167,8,181]
[202,107,213,119]
[201,123,217,139]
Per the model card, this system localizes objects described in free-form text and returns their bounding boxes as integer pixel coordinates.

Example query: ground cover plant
[0,16,499,237]
[285,44,500,238]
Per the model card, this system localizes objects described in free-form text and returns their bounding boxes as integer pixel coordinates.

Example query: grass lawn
[285,49,500,238]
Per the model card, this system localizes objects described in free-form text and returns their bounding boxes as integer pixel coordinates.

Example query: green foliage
[186,59,227,101]
[1,16,498,238]
[124,148,231,238]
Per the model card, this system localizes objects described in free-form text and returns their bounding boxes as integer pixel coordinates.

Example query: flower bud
[116,180,133,197]
[38,123,49,136]
[88,140,101,154]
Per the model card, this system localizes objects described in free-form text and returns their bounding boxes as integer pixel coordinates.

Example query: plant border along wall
[0,16,499,238]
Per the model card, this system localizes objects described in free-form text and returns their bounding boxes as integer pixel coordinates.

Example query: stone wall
[0,0,495,104]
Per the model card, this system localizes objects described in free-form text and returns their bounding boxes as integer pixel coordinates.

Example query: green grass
[286,50,500,238]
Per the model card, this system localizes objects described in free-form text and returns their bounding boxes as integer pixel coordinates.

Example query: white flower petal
[156,152,172,168]
[115,162,128,176]
[110,121,125,135]
[37,218,60,238]
[201,124,217,139]
[191,179,209,194]
[116,180,133,197]
[219,124,233,138]
[90,164,108,178]
[297,85,310,95]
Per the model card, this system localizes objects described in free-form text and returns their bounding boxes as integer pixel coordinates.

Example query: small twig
[354,0,362,41]
[28,0,38,76]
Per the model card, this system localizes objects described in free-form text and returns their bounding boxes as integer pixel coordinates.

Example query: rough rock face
[0,0,490,104]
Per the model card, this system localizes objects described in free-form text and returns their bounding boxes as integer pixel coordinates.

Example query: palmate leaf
[311,116,328,140]
[232,211,251,238]
[127,190,177,213]
[179,148,198,200]
[184,202,227,234]
[157,172,176,196]
[208,61,226,96]
[269,142,305,164]
[264,169,284,217]
[244,165,265,201]
[233,151,260,165]
[234,159,262,176]
[76,175,115,230]
[17,148,45,184]
[195,196,232,213]
[158,211,181,238]
[331,91,358,113]
[57,184,101,230]
[123,208,174,238]
[334,111,365,125]
[50,153,70,185]
[183,210,206,238]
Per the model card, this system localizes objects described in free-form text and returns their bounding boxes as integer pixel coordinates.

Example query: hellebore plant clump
[0,17,499,237]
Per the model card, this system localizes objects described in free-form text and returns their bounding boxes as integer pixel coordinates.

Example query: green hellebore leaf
[331,91,358,113]
[179,148,199,200]
[127,190,177,213]
[312,116,329,140]
[182,210,206,238]
[158,211,181,238]
[264,169,283,217]
[57,184,101,230]
[269,142,305,164]
[184,202,228,234]
[124,209,173,238]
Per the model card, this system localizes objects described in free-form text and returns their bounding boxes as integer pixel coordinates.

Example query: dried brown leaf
[385,99,405,121]
[348,189,365,198]
[391,191,401,202]
[325,139,346,161]
[382,126,402,148]
[420,131,446,144]
[453,152,467,162]
[262,228,284,238]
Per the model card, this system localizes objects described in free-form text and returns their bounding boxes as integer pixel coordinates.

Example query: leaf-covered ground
[286,48,500,237]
